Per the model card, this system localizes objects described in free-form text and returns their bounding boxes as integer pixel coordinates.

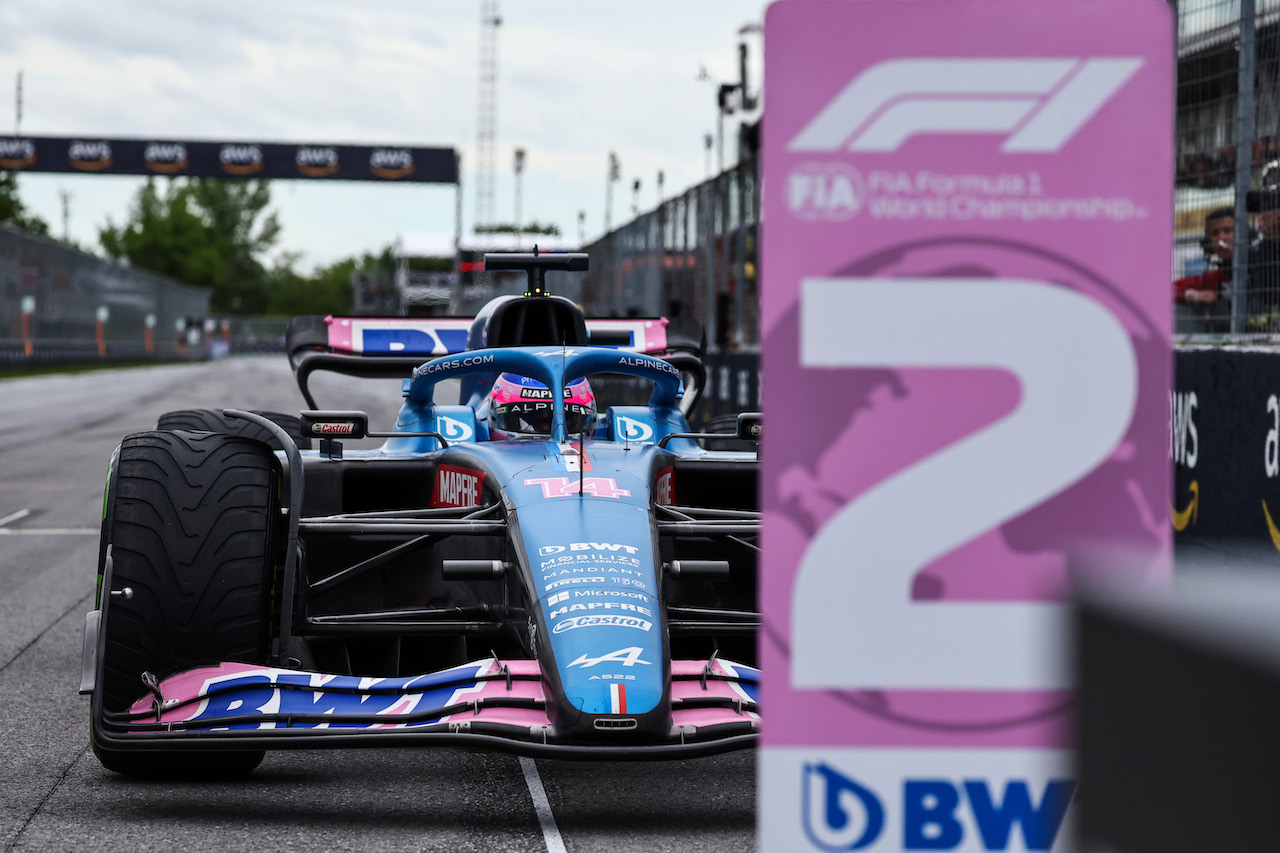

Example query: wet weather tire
[156,408,312,450]
[93,430,279,778]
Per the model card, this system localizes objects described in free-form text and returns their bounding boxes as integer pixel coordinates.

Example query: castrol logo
[311,422,355,435]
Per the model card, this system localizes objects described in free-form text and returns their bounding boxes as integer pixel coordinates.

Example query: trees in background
[100,178,282,313]
[98,177,409,316]
[0,171,50,235]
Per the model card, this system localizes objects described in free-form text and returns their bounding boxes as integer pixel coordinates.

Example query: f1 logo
[788,57,1142,153]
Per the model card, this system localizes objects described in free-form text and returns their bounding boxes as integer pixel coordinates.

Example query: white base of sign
[760,747,1076,852]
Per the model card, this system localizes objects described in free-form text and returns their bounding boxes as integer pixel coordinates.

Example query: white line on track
[0,508,31,526]
[0,527,96,535]
[520,756,567,853]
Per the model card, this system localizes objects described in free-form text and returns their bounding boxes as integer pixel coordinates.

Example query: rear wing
[286,314,706,411]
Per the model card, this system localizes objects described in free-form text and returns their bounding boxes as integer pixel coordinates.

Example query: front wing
[92,657,759,760]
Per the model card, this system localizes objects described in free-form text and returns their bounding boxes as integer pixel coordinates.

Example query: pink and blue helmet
[488,373,597,439]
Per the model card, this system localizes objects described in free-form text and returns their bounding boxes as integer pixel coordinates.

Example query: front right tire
[93,430,279,778]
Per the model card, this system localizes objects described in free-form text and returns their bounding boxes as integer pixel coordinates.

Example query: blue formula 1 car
[80,252,760,777]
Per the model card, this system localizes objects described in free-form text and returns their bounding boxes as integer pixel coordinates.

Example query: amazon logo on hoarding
[144,142,188,174]
[296,146,340,178]
[1169,390,1199,532]
[220,144,263,176]
[370,148,414,180]
[0,138,36,170]
[69,140,112,171]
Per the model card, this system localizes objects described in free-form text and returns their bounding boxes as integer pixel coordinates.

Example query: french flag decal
[609,683,627,714]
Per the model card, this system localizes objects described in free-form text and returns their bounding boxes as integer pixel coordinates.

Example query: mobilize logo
[801,763,1074,851]
[789,57,1143,154]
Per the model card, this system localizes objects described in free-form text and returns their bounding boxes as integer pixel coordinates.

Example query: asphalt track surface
[0,357,755,852]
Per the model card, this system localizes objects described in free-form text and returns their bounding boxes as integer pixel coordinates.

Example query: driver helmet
[489,373,597,439]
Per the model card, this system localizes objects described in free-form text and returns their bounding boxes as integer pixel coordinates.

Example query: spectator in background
[1247,190,1280,331]
[1175,207,1233,314]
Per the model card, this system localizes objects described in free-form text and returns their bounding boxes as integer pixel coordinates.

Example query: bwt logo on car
[69,140,112,171]
[296,146,340,177]
[615,416,655,443]
[801,763,1075,851]
[540,542,640,556]
[437,415,474,442]
[0,138,36,169]
[789,57,1143,154]
[220,144,264,176]
[145,143,188,173]
[371,148,414,179]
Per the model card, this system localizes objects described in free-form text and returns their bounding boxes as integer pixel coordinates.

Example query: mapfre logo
[788,58,1142,153]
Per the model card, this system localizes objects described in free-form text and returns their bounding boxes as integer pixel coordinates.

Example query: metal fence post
[1233,0,1257,335]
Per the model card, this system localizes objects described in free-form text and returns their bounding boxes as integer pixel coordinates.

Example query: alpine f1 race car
[80,252,760,777]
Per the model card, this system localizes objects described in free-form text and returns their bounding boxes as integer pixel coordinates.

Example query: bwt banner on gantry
[759,0,1172,850]
[0,135,458,183]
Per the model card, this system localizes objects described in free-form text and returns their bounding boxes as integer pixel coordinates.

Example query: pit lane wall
[0,223,212,366]
[1172,346,1280,554]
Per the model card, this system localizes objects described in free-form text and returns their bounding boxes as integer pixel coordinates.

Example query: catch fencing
[573,158,760,354]
[0,223,212,366]
[1176,0,1280,336]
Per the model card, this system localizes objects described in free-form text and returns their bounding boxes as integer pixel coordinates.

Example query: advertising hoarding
[760,1,1173,849]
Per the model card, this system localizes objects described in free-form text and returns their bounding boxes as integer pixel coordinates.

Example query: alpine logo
[788,57,1143,153]
[431,464,484,508]
[568,647,652,668]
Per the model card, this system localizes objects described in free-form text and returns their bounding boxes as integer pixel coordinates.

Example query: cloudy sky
[1,1,767,270]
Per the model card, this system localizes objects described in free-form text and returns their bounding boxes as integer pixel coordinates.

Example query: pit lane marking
[519,756,566,853]
[0,507,94,535]
[0,528,96,535]
[0,508,31,526]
